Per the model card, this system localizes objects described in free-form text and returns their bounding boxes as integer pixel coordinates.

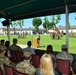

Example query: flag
[55,27,60,33]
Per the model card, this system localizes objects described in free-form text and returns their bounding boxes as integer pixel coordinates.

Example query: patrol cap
[62,44,68,49]
[23,50,32,57]
[0,45,7,51]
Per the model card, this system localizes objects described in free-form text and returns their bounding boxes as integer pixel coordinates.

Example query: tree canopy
[32,18,42,32]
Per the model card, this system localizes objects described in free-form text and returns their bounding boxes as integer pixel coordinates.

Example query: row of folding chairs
[32,55,71,75]
[9,50,40,66]
[9,50,40,68]
[8,50,71,75]
[56,59,71,75]
[9,50,24,63]
[0,59,71,75]
[31,57,71,75]
[0,64,29,75]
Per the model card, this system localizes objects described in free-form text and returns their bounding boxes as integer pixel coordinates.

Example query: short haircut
[71,60,76,74]
[46,45,53,53]
[13,38,17,42]
[1,39,4,43]
[27,41,31,46]
[62,44,68,52]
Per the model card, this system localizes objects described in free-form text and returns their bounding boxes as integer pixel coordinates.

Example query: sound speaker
[2,20,9,26]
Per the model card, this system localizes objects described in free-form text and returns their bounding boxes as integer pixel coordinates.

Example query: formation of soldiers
[50,32,63,40]
[18,32,26,38]
[69,32,76,37]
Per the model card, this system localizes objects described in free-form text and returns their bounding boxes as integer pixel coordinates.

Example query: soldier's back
[16,60,36,75]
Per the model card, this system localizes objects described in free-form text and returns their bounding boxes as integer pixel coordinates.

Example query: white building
[0,26,76,35]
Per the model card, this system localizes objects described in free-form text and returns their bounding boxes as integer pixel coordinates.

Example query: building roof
[57,26,76,30]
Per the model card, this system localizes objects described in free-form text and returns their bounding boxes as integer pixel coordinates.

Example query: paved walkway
[17,44,41,49]
[17,44,27,48]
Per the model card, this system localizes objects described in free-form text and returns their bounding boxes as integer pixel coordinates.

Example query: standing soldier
[37,32,40,48]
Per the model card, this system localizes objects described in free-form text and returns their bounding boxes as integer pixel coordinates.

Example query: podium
[33,38,38,48]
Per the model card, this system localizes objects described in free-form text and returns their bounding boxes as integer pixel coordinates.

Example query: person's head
[5,41,10,48]
[61,44,68,52]
[39,53,54,75]
[0,45,7,54]
[13,38,17,44]
[46,45,53,54]
[27,41,32,47]
[71,60,76,74]
[23,50,32,61]
[1,39,5,45]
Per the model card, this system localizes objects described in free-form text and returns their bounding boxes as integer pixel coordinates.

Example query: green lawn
[0,34,76,54]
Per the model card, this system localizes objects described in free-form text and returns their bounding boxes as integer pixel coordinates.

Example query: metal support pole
[7,25,10,42]
[7,19,11,42]
[65,4,69,48]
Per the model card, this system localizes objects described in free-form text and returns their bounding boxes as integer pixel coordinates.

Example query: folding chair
[10,50,17,62]
[16,51,24,62]
[3,64,14,75]
[57,59,71,75]
[31,54,40,68]
[0,67,3,75]
[14,70,29,75]
[10,50,23,63]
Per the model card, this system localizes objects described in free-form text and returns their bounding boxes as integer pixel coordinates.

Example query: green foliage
[56,15,61,24]
[43,17,53,32]
[32,18,42,32]
[17,19,24,31]
[74,13,76,20]
[51,15,61,27]
[68,22,70,29]
[11,21,17,34]
[11,21,17,28]
[11,20,24,33]
[43,15,61,31]
[34,25,39,31]
[43,21,53,29]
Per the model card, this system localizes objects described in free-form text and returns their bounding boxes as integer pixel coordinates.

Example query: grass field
[0,34,76,54]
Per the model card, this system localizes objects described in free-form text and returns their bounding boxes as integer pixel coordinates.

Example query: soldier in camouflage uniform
[56,44,73,63]
[37,32,40,48]
[15,50,36,75]
[9,38,23,54]
[0,45,11,75]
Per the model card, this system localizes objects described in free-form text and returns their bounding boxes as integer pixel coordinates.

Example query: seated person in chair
[0,45,11,75]
[35,53,62,75]
[56,44,73,63]
[9,38,23,54]
[15,50,36,75]
[23,41,35,54]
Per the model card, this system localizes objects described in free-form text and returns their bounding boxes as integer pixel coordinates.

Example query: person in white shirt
[23,41,35,54]
[56,44,73,63]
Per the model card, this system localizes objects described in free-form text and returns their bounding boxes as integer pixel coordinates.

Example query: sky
[0,13,76,28]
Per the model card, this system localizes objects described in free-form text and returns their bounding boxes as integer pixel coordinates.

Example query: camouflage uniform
[9,44,22,52]
[56,51,73,63]
[15,60,36,75]
[0,54,10,75]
